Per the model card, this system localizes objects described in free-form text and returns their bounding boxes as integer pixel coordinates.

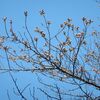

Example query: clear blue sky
[0,0,100,100]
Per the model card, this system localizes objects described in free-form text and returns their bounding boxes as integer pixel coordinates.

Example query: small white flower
[76,32,84,38]
[3,16,7,22]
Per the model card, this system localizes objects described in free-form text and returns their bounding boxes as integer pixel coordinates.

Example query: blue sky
[0,0,100,100]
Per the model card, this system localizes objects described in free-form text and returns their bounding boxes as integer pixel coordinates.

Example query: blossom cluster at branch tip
[3,16,7,22]
[92,31,97,35]
[60,18,73,28]
[93,68,100,74]
[34,37,38,42]
[75,26,79,30]
[34,27,46,38]
[76,32,84,38]
[62,48,67,53]
[60,24,64,28]
[40,31,45,37]
[24,11,28,16]
[69,47,75,52]
[40,9,45,16]
[62,38,71,46]
[82,17,93,26]
[67,18,72,22]
[47,21,52,25]
[82,17,86,21]
[43,51,53,59]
